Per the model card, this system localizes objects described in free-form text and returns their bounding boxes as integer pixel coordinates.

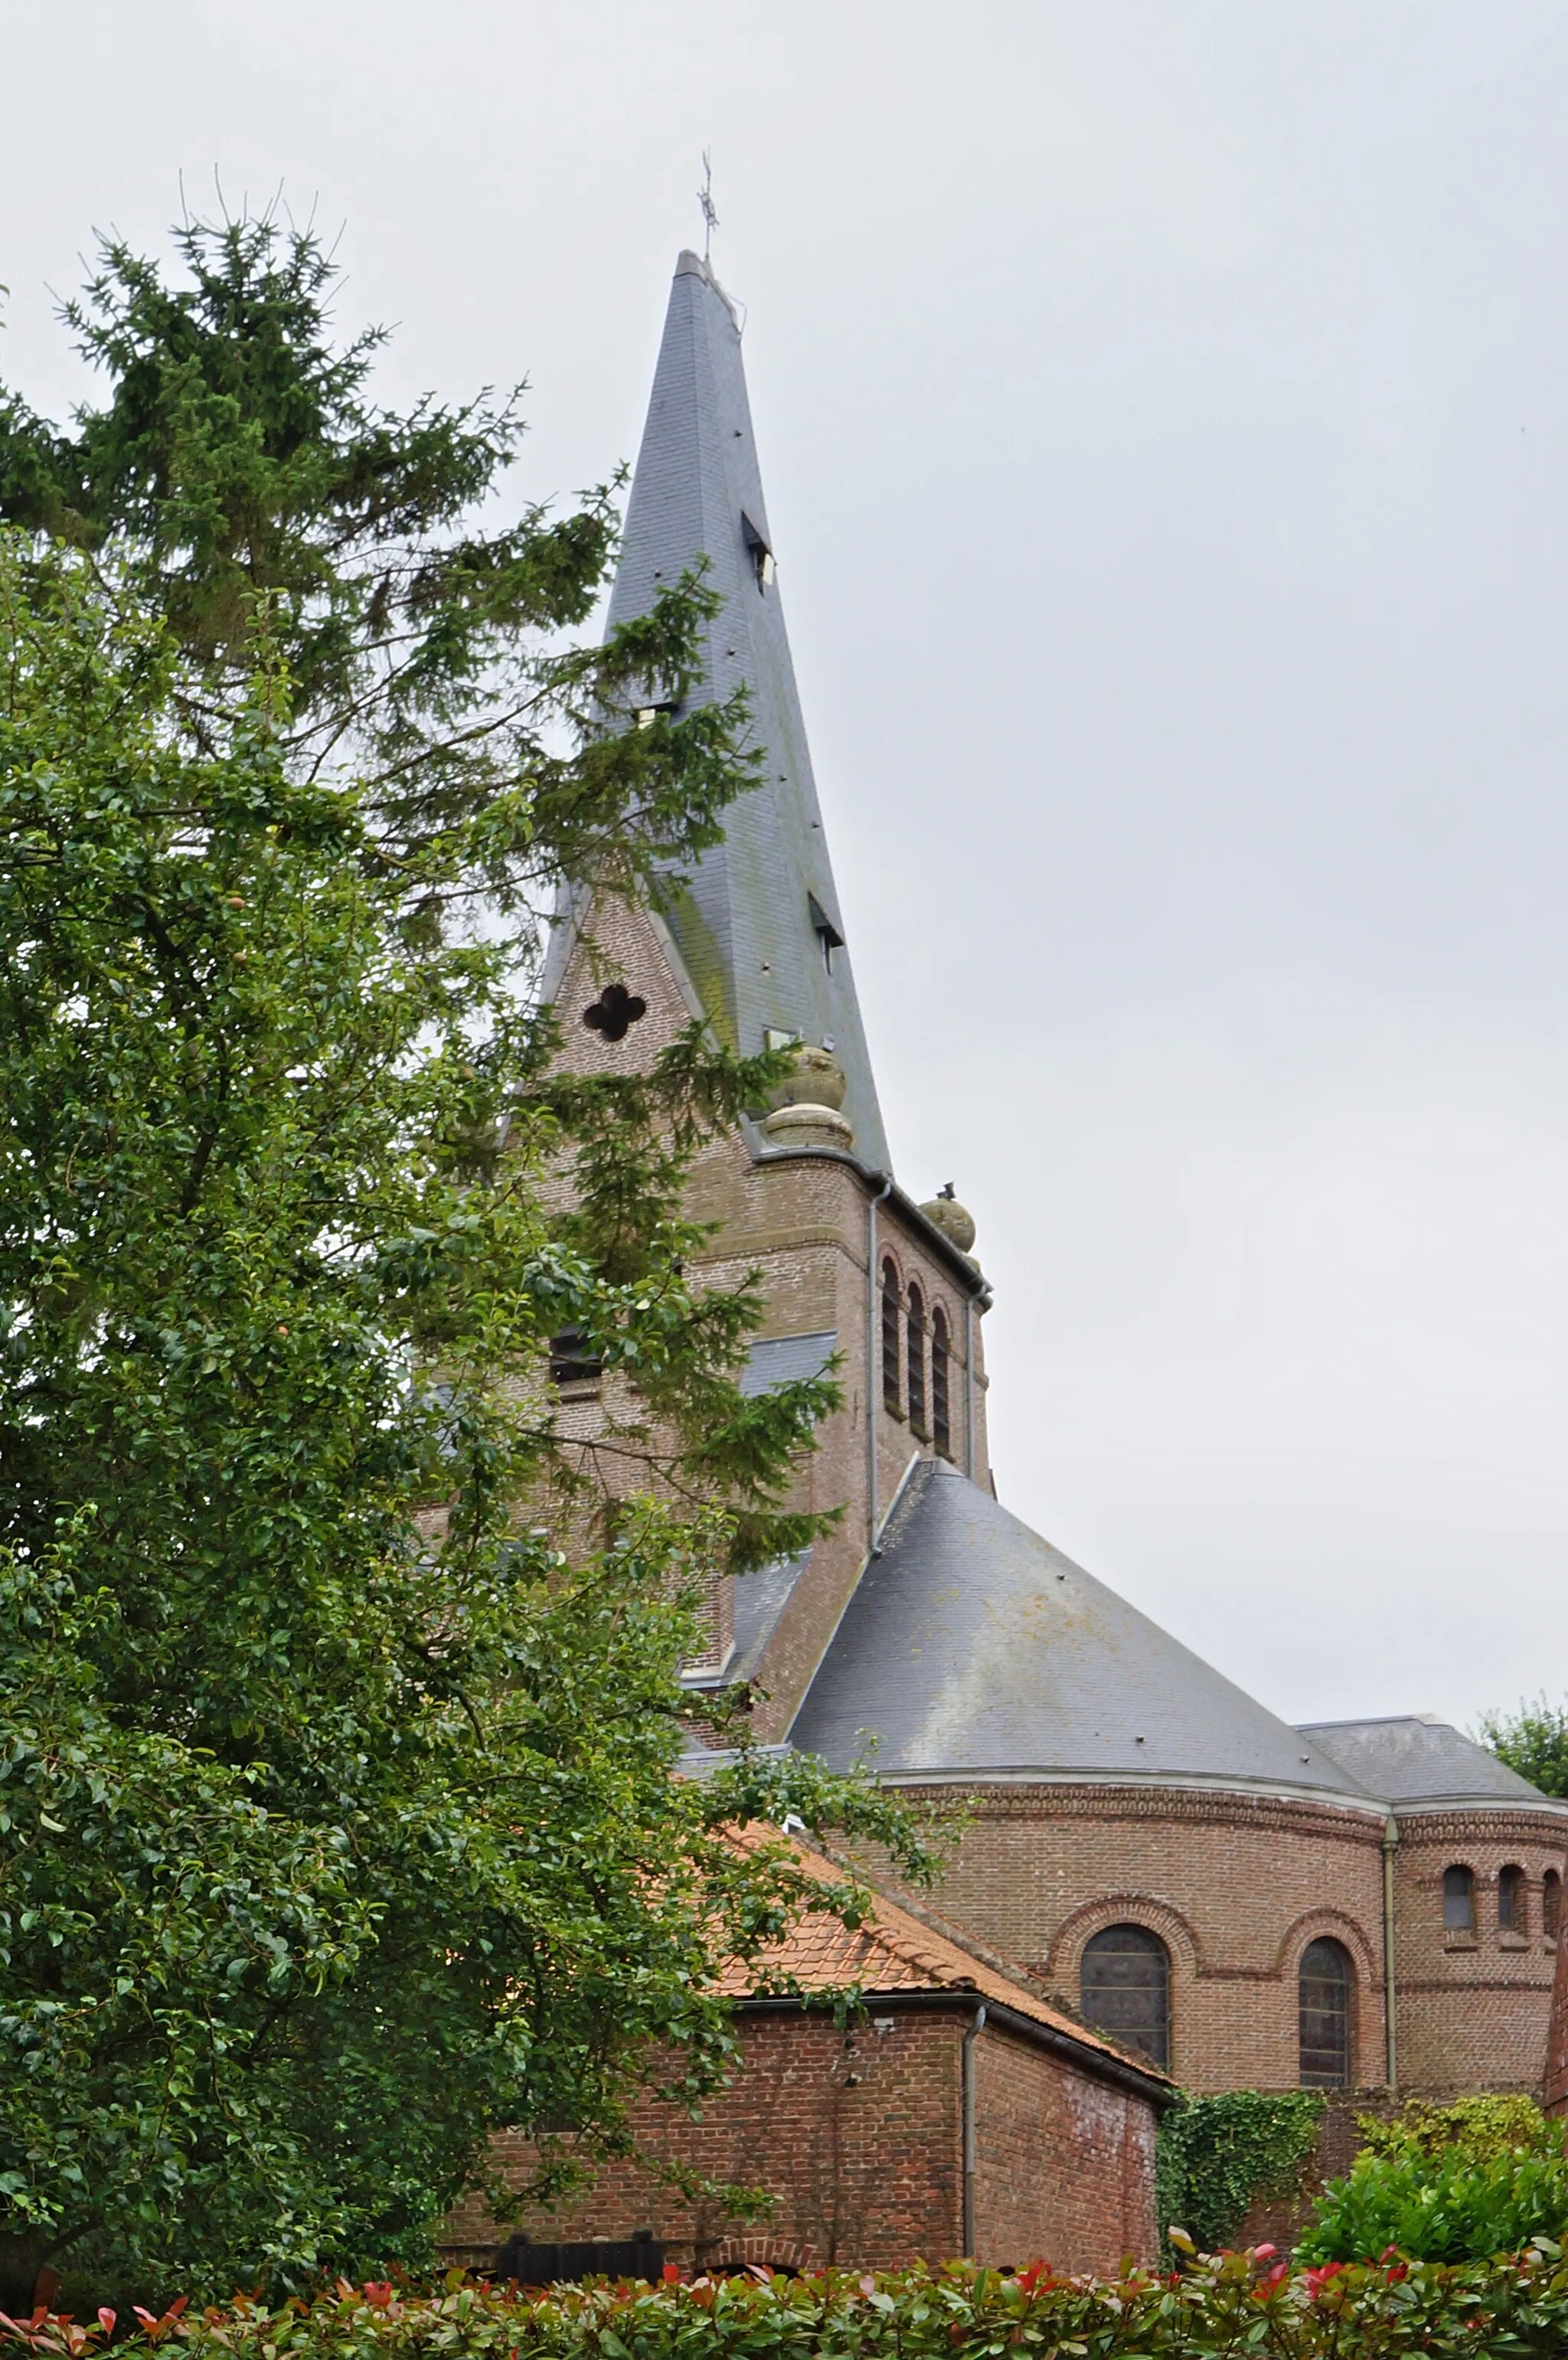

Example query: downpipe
[962,2001,988,2257]
[1382,1815,1400,2091]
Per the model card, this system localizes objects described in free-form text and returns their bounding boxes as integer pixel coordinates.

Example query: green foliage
[1358,2097,1565,2168]
[1477,1698,1568,1799]
[1300,2097,1568,2264]
[21,2250,1568,2360]
[0,217,942,2306]
[1158,2091,1325,2256]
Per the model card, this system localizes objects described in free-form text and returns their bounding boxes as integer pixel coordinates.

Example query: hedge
[12,2245,1568,2360]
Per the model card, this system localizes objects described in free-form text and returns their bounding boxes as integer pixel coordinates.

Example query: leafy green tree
[1478,1698,1568,1798]
[0,219,936,2309]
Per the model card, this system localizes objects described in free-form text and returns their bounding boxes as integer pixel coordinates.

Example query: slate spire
[606,250,890,1173]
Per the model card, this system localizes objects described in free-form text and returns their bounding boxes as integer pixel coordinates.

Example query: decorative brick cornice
[1392,1809,1568,1847]
[893,1780,1387,1843]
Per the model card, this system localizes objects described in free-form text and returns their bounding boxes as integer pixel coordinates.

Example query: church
[453,248,1568,2273]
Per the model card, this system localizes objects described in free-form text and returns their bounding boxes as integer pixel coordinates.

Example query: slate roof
[1298,1716,1568,1813]
[604,252,890,1172]
[789,1459,1378,1804]
[717,1828,1173,2097]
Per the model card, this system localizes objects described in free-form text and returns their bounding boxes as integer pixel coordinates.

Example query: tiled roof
[717,1827,1173,2087]
[1299,1715,1568,1812]
[791,1459,1382,1804]
[603,252,891,1172]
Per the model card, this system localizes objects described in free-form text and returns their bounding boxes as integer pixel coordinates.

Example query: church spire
[606,250,890,1174]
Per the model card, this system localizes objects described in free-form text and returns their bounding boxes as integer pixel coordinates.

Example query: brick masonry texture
[442,2006,1155,2277]
[887,1785,1390,2095]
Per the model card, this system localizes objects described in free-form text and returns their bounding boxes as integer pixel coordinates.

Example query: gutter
[962,2002,987,2257]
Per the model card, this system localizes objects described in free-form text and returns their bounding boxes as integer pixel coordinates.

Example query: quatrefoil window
[582,983,648,1043]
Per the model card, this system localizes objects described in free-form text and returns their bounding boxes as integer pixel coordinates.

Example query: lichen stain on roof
[791,1459,1377,1803]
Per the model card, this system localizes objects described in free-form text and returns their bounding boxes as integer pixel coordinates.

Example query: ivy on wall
[1158,2091,1327,2254]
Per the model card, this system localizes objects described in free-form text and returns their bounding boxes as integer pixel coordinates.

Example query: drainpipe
[964,1294,975,1479]
[866,1175,894,1550]
[1381,1816,1400,2092]
[962,2002,988,2258]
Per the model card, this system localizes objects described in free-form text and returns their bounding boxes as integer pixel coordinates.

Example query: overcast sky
[7,1,1568,1734]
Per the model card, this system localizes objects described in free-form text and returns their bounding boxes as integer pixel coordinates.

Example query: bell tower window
[906,1284,927,1438]
[880,1259,902,1414]
[931,1307,952,1459]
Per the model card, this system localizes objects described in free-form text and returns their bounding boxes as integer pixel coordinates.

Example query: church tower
[545,250,993,1741]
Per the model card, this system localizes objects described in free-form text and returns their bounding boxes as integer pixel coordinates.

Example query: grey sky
[6,2,1566,1730]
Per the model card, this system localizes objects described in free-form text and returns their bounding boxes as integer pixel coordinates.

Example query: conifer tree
[0,217,933,2308]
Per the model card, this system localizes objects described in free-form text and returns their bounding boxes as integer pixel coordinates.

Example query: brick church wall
[1388,1811,1564,2097]
[889,1784,1389,2094]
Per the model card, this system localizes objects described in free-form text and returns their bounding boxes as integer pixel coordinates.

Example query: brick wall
[443,2008,962,2274]
[972,2026,1158,2270]
[441,2004,1160,2277]
[887,1784,1388,2095]
[1390,1810,1565,2097]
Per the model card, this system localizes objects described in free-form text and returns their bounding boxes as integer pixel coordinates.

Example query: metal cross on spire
[697,150,719,263]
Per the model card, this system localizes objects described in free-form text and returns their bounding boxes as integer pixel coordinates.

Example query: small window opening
[880,1259,902,1415]
[1499,1865,1526,1933]
[931,1307,952,1458]
[1298,1939,1352,2087]
[635,698,680,729]
[1442,1865,1475,1931]
[906,1283,927,1437]
[1544,1869,1561,1940]
[583,983,648,1043]
[807,891,844,975]
[548,1329,603,1390]
[741,512,774,591]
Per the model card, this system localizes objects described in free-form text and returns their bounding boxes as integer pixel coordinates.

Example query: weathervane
[697,150,719,263]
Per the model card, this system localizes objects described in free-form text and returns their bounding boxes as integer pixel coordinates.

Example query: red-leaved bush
[7,2244,1568,2360]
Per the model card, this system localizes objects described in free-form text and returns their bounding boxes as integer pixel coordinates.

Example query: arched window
[1499,1865,1526,1933]
[1545,1869,1561,1942]
[1080,1924,1170,2069]
[1443,1865,1475,1931]
[880,1259,902,1414]
[931,1307,952,1459]
[906,1284,927,1436]
[1298,1939,1352,2087]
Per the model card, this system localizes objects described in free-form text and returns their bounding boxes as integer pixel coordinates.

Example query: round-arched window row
[1298,1938,1353,2088]
[1080,1924,1169,2070]
[880,1260,957,1460]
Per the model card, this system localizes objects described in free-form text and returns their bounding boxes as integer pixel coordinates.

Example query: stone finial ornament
[760,1043,854,1149]
[767,1042,848,1112]
[919,1182,976,1254]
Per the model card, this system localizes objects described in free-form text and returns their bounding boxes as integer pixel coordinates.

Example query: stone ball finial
[760,1043,854,1150]
[767,1041,848,1113]
[920,1182,976,1254]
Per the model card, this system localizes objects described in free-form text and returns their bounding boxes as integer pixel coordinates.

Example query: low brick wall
[443,2002,1161,2277]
